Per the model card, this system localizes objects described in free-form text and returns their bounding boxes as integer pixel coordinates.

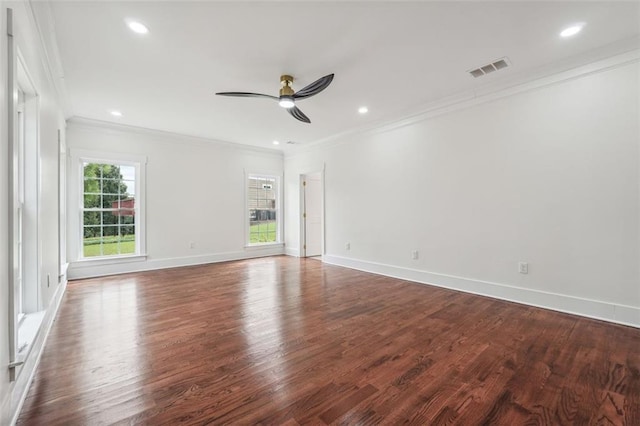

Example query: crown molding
[286,40,640,159]
[67,116,284,157]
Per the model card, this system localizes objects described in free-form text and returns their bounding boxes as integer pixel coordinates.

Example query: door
[303,172,322,257]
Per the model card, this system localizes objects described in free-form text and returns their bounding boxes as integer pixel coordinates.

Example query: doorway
[301,172,323,257]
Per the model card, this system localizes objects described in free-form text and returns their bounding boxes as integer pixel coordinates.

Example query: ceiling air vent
[468,57,510,78]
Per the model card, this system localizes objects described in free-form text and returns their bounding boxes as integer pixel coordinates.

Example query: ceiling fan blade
[287,106,311,123]
[293,74,334,100]
[216,92,278,100]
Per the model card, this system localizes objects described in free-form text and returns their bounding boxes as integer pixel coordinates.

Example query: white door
[303,173,322,257]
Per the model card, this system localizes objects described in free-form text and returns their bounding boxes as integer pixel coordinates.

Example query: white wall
[66,119,284,279]
[1,1,67,424]
[285,57,640,327]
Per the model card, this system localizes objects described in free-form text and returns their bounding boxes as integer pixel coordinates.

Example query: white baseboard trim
[323,255,640,329]
[68,247,285,280]
[285,247,300,257]
[2,277,68,426]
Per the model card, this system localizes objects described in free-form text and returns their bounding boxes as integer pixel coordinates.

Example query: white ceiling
[48,1,640,151]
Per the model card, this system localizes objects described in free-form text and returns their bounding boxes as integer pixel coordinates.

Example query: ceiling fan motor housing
[280,75,294,97]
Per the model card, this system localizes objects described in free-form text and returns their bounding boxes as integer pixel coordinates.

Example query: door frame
[299,168,325,258]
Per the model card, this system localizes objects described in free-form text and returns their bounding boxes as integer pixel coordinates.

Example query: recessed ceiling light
[110,110,123,117]
[358,106,369,114]
[560,24,584,38]
[127,20,149,34]
[272,140,280,145]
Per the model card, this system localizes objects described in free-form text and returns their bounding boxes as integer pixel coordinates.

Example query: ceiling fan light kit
[216,73,334,123]
[278,75,295,108]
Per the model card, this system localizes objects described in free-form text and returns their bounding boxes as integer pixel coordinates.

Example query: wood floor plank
[16,256,640,425]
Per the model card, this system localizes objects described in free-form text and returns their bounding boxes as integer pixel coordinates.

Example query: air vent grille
[468,57,510,78]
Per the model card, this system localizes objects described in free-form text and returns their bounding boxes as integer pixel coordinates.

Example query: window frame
[71,149,147,262]
[245,172,282,247]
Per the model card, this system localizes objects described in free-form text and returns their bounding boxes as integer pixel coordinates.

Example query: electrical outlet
[189,241,196,249]
[345,242,350,250]
[47,273,50,287]
[518,262,528,274]
[412,250,419,260]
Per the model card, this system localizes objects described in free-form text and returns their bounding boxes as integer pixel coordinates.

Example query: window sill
[18,311,45,356]
[73,254,147,267]
[245,243,284,250]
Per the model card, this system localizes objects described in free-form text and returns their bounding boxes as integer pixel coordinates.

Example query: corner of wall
[285,247,300,257]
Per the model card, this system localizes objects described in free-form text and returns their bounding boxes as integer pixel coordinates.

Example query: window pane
[102,193,120,208]
[120,213,135,238]
[122,180,135,196]
[101,164,122,181]
[118,236,136,255]
[101,238,121,256]
[83,211,100,227]
[83,232,103,257]
[102,211,118,225]
[83,177,100,194]
[83,194,100,208]
[83,242,102,257]
[84,163,102,178]
[83,226,100,239]
[120,165,135,179]
[114,199,135,212]
[101,225,119,238]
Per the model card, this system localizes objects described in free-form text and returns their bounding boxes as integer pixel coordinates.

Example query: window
[9,37,45,370]
[247,174,280,245]
[79,158,144,258]
[16,88,25,317]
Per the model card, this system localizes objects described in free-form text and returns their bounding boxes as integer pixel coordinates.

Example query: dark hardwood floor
[18,256,640,425]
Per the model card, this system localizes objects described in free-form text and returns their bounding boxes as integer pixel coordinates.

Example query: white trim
[69,148,147,165]
[68,247,285,280]
[59,262,69,278]
[68,117,283,158]
[245,243,283,250]
[323,255,640,329]
[299,169,325,258]
[299,174,305,257]
[71,254,147,267]
[1,276,68,426]
[285,247,300,257]
[286,49,640,159]
[7,5,18,383]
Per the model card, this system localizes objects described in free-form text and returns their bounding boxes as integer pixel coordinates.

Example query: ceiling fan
[216,73,334,123]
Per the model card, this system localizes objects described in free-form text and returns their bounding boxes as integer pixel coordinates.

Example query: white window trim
[69,149,147,264]
[245,171,283,248]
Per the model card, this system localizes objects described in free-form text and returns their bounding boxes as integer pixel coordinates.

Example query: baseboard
[1,276,68,426]
[323,255,640,329]
[285,247,300,257]
[68,246,285,280]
